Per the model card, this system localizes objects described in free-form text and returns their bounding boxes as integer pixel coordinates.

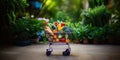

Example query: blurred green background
[0,0,120,45]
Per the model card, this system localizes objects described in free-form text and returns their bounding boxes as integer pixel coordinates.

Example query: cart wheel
[63,49,70,56]
[63,51,66,56]
[46,51,51,56]
[66,51,70,56]
[46,49,52,56]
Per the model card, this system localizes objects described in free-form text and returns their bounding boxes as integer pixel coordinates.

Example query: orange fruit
[53,30,57,34]
[66,39,70,43]
[53,35,57,39]
[56,39,59,42]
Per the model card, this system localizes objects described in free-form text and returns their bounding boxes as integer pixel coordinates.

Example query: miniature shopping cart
[45,22,71,56]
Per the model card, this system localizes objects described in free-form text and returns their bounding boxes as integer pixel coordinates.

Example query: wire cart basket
[45,22,71,56]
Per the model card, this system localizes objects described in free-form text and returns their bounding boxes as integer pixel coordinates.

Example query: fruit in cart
[55,38,59,42]
[66,39,70,43]
[45,26,54,35]
[53,30,57,34]
[60,38,66,42]
[53,35,57,39]
[57,24,64,31]
[61,22,65,27]
[54,22,59,26]
[58,34,62,38]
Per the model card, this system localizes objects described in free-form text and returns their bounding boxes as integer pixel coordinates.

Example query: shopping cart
[45,22,71,56]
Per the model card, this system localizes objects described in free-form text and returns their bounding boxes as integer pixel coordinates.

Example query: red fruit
[60,38,65,42]
[61,23,65,27]
[54,22,59,26]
